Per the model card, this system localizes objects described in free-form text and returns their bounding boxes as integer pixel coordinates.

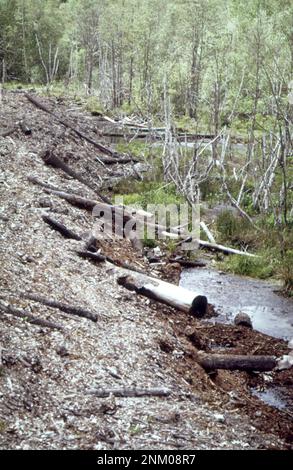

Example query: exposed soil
[0,91,292,450]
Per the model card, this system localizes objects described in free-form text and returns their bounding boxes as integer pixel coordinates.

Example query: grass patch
[219,253,275,280]
[114,181,184,210]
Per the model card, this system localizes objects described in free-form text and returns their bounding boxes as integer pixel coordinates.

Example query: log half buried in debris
[87,387,171,398]
[41,149,111,204]
[0,301,63,331]
[117,274,208,317]
[197,352,277,372]
[21,293,99,323]
[42,214,82,240]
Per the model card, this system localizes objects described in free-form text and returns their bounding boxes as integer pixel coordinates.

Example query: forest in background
[0,0,292,292]
[0,0,292,122]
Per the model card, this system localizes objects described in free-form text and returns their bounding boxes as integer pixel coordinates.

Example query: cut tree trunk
[197,352,277,371]
[117,273,208,317]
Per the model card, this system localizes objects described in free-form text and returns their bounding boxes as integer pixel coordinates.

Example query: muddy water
[180,268,293,340]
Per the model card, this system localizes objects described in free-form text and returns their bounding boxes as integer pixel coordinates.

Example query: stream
[180,267,293,341]
[180,267,293,412]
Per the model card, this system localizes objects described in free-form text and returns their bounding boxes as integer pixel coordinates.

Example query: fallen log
[44,191,143,250]
[46,189,137,225]
[87,387,171,398]
[198,239,257,257]
[45,189,99,211]
[177,236,257,258]
[96,156,138,165]
[75,250,106,263]
[200,221,216,244]
[21,293,99,323]
[28,175,62,192]
[168,258,207,268]
[41,149,111,204]
[43,189,180,239]
[0,301,63,331]
[42,214,82,240]
[25,93,122,159]
[102,131,216,142]
[197,352,277,372]
[117,274,208,317]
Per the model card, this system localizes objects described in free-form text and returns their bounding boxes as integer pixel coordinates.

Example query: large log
[117,273,208,317]
[197,352,277,371]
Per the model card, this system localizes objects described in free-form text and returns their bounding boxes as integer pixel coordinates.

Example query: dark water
[180,268,293,340]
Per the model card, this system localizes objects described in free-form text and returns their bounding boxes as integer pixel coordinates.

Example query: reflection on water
[251,387,292,412]
[180,268,293,340]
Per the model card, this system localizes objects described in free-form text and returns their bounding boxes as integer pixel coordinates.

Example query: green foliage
[220,254,275,279]
[84,96,105,115]
[216,210,239,240]
[115,181,184,210]
[1,0,292,120]
[279,250,293,296]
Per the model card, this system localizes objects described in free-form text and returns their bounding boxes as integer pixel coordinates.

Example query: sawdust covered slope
[0,91,291,450]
